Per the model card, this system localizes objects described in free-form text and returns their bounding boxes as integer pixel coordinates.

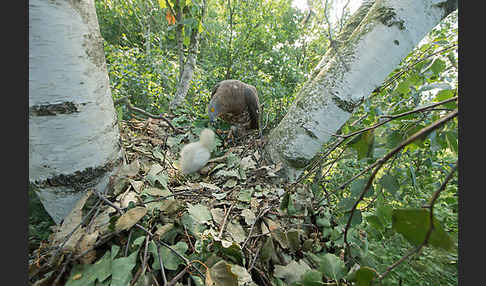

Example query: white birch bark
[264,0,457,181]
[169,0,207,109]
[29,0,123,224]
[170,31,201,108]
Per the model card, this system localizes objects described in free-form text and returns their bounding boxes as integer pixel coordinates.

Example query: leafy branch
[342,109,458,253]
[377,162,457,283]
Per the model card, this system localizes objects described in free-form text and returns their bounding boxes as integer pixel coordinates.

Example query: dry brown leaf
[240,156,257,170]
[51,190,93,251]
[211,208,225,225]
[129,179,144,193]
[143,187,171,197]
[115,207,147,232]
[91,206,112,235]
[119,191,139,209]
[118,159,140,177]
[200,182,221,192]
[147,163,164,177]
[76,230,99,264]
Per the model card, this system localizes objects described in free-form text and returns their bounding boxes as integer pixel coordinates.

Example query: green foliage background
[96,0,458,284]
[28,1,458,285]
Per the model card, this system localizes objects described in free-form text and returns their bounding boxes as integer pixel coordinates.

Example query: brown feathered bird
[179,128,215,175]
[207,80,261,135]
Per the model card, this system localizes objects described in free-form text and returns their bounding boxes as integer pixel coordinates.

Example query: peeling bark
[29,0,123,223]
[264,0,457,181]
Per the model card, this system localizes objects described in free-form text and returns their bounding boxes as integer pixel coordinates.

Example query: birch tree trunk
[169,0,207,109]
[29,0,123,224]
[264,0,457,181]
[170,26,202,107]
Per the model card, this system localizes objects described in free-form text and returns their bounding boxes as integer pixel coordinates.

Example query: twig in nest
[114,96,182,133]
[52,253,73,285]
[141,236,150,275]
[156,238,168,285]
[130,266,144,286]
[125,229,134,257]
[46,196,102,269]
[218,202,236,240]
[167,265,190,286]
[183,225,195,252]
[247,239,262,271]
[242,206,272,250]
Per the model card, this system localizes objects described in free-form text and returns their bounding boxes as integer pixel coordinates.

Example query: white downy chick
[179,128,215,175]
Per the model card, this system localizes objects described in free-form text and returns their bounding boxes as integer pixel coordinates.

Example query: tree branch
[114,96,182,133]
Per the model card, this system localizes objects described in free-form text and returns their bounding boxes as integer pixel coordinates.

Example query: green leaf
[111,245,120,260]
[146,164,168,189]
[366,215,384,231]
[287,229,301,253]
[340,210,362,228]
[214,240,245,266]
[260,236,276,264]
[111,249,139,286]
[350,179,373,198]
[395,78,411,95]
[300,270,323,286]
[434,89,455,102]
[287,194,298,216]
[229,264,255,285]
[206,260,238,286]
[338,197,355,212]
[183,35,191,46]
[375,197,393,226]
[350,130,375,160]
[380,174,399,196]
[227,221,247,244]
[92,251,112,282]
[392,208,455,251]
[237,188,253,202]
[181,212,207,239]
[274,260,312,285]
[279,192,290,211]
[65,264,97,286]
[429,58,446,75]
[148,241,161,270]
[225,152,240,169]
[318,253,346,281]
[446,131,458,155]
[187,203,212,224]
[355,267,378,286]
[160,241,188,270]
[386,130,403,149]
[182,18,195,26]
[316,215,331,228]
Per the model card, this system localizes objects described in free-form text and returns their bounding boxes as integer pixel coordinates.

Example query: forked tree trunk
[29,0,123,224]
[264,0,457,181]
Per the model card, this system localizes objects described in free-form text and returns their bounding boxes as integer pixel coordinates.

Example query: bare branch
[114,96,182,133]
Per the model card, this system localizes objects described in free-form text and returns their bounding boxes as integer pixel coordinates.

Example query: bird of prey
[207,80,261,136]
